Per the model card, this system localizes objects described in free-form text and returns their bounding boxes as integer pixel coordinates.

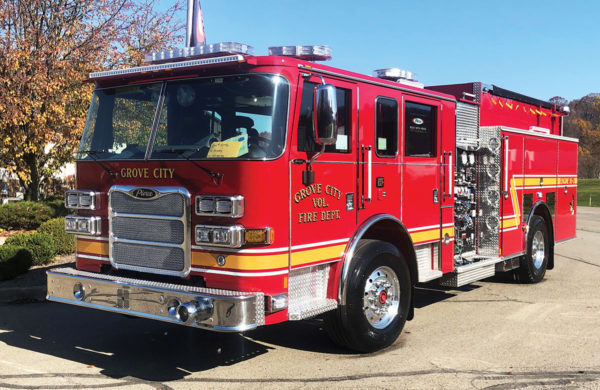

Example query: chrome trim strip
[298,64,456,102]
[76,235,109,242]
[89,55,244,79]
[110,213,182,221]
[339,214,415,305]
[108,185,192,277]
[112,237,183,248]
[77,254,109,261]
[291,238,350,250]
[191,267,288,277]
[192,245,288,254]
[495,126,579,143]
[191,237,350,254]
[47,267,264,331]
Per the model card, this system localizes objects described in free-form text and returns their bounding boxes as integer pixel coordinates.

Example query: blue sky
[164,0,599,102]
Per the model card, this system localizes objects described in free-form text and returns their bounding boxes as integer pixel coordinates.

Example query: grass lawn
[578,178,600,207]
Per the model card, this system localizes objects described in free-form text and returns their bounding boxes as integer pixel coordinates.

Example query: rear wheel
[516,215,549,283]
[325,240,411,353]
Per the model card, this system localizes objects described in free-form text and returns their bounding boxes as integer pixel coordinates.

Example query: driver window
[297,82,350,153]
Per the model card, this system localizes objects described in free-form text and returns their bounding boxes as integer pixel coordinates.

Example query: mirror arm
[302,143,326,186]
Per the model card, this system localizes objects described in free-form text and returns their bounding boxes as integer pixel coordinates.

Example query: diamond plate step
[440,257,503,287]
[288,298,338,320]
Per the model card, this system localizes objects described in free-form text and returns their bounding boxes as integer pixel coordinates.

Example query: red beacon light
[374,68,424,89]
[268,45,332,61]
[145,42,253,64]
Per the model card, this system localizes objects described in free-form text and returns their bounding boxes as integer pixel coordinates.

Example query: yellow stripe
[502,218,518,229]
[191,244,347,271]
[510,177,520,227]
[291,244,346,267]
[558,177,577,185]
[410,227,454,244]
[77,239,108,256]
[192,251,287,270]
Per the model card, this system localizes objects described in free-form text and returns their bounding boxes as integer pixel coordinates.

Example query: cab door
[401,96,449,277]
[289,75,357,270]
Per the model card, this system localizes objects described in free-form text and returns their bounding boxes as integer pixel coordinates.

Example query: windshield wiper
[155,148,223,184]
[78,149,118,177]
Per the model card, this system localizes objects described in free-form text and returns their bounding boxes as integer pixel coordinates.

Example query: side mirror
[313,84,338,146]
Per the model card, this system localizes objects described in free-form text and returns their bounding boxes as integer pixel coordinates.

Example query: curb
[0,286,46,304]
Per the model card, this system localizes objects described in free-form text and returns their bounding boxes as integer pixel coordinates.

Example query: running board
[288,298,338,320]
[440,257,504,287]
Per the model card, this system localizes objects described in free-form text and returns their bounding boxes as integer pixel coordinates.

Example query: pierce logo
[412,118,424,125]
[130,188,157,200]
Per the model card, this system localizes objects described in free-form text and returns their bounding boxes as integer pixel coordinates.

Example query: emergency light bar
[145,42,252,64]
[268,45,332,61]
[89,54,245,80]
[374,68,424,88]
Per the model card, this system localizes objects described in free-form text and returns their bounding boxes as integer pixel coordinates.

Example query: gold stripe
[192,251,287,270]
[291,244,345,267]
[502,218,518,229]
[410,227,454,244]
[510,177,520,227]
[191,244,347,271]
[77,239,109,256]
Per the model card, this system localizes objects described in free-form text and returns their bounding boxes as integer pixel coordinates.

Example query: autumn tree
[564,94,600,178]
[0,0,183,200]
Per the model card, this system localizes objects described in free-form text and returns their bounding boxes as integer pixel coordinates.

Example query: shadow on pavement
[414,281,480,309]
[0,300,346,383]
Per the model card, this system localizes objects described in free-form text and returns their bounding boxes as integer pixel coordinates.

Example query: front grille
[112,217,184,244]
[109,186,190,276]
[110,191,184,216]
[112,242,185,271]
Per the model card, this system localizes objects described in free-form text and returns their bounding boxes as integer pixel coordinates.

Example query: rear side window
[405,102,437,157]
[375,97,398,157]
[297,82,351,153]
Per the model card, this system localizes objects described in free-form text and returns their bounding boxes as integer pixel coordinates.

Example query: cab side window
[405,102,437,157]
[375,97,398,157]
[297,82,350,153]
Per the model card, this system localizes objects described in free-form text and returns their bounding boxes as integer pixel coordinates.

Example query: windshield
[78,74,290,160]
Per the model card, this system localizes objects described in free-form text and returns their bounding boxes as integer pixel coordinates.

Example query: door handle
[433,189,439,204]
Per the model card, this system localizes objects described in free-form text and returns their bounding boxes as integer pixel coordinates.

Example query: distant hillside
[561,94,600,178]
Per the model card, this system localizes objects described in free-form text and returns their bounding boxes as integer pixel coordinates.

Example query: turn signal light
[244,228,274,245]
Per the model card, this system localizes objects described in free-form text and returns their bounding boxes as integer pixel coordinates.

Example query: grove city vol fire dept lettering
[294,183,342,223]
[120,167,175,179]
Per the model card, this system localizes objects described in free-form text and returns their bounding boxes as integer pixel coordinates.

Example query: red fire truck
[47,39,577,352]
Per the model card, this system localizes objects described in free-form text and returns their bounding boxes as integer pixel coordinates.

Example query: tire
[324,239,411,353]
[516,215,549,283]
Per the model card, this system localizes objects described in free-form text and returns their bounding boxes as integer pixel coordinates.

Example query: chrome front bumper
[46,267,264,332]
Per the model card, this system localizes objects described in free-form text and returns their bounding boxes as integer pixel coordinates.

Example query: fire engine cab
[47,36,577,352]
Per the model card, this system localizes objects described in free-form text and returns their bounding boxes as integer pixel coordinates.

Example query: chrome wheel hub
[532,230,545,269]
[363,266,400,329]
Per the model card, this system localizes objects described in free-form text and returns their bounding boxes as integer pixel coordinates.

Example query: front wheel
[516,215,549,283]
[324,240,411,353]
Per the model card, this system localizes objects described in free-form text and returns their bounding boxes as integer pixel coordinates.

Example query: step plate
[440,264,496,287]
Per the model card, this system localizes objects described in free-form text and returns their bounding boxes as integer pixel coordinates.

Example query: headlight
[195,195,244,218]
[65,215,101,235]
[65,190,98,210]
[194,225,244,248]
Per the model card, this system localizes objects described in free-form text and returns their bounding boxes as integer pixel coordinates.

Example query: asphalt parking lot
[0,207,599,389]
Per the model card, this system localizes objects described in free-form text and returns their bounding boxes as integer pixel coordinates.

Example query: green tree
[0,0,183,200]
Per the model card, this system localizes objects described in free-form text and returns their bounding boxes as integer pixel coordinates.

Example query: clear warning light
[268,45,332,61]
